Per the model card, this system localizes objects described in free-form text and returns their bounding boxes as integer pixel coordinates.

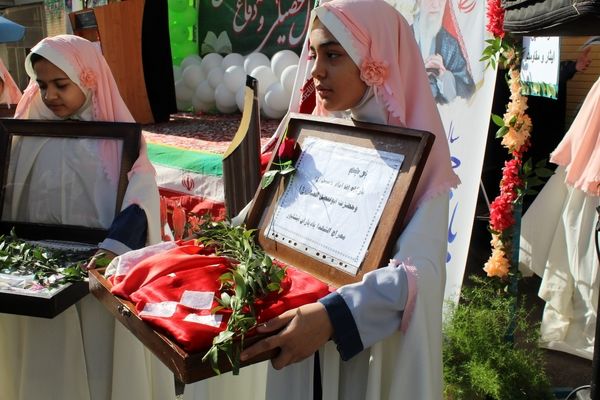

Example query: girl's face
[309,18,367,112]
[33,58,86,118]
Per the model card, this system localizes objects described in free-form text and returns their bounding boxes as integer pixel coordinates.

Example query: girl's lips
[316,86,332,97]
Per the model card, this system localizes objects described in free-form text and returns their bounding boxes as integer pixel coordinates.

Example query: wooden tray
[89,268,277,384]
[0,280,89,318]
[0,119,141,318]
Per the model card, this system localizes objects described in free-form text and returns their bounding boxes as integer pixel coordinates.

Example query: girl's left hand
[240,302,333,369]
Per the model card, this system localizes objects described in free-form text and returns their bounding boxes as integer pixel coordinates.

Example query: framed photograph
[88,113,433,383]
[247,113,434,287]
[0,118,141,318]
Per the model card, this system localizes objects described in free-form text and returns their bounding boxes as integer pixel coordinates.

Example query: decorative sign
[198,0,310,56]
[520,36,561,99]
[265,137,404,275]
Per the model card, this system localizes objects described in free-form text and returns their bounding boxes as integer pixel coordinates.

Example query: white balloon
[207,67,224,90]
[216,101,238,114]
[195,80,215,104]
[180,54,202,71]
[215,83,237,112]
[250,65,278,98]
[175,79,194,102]
[182,64,205,89]
[224,65,246,93]
[192,96,215,113]
[261,102,285,119]
[244,52,270,74]
[271,50,300,79]
[201,53,224,75]
[265,82,289,112]
[222,53,244,69]
[173,65,182,82]
[236,86,246,113]
[280,64,298,94]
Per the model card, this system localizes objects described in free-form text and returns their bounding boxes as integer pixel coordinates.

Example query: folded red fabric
[110,241,331,352]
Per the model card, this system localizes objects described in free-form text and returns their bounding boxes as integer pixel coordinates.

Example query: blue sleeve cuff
[319,292,363,361]
[102,204,148,253]
[98,238,132,256]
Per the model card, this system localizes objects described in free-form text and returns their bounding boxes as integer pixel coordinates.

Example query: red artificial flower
[486,0,505,38]
[489,193,515,232]
[278,138,298,160]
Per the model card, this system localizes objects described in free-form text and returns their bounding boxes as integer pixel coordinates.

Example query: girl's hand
[240,302,333,370]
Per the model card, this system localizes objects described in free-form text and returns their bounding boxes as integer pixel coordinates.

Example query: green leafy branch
[197,220,286,375]
[260,159,295,189]
[480,37,521,71]
[0,230,90,288]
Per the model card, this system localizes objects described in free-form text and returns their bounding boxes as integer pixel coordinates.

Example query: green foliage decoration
[443,276,554,400]
[194,219,286,375]
[0,230,90,288]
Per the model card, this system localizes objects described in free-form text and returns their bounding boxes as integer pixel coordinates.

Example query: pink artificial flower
[360,58,389,87]
[483,247,510,278]
[79,69,97,91]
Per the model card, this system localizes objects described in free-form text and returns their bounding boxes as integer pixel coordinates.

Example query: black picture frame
[0,118,141,318]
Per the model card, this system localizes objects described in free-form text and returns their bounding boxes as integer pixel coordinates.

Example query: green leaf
[534,167,554,178]
[495,126,509,138]
[279,166,296,175]
[260,170,278,189]
[491,114,505,127]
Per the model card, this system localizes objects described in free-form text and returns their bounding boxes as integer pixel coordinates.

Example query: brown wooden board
[0,119,141,318]
[246,113,434,287]
[88,114,433,382]
[88,269,278,384]
[0,104,16,118]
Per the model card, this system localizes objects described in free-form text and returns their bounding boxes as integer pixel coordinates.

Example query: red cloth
[111,242,331,353]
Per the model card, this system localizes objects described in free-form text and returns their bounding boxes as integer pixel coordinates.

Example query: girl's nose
[43,86,57,100]
[310,56,325,80]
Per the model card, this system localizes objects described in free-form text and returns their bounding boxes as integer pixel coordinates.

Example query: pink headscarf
[550,76,600,196]
[0,58,22,105]
[311,0,460,213]
[14,34,155,182]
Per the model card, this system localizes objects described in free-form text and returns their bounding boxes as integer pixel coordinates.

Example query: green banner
[198,0,312,57]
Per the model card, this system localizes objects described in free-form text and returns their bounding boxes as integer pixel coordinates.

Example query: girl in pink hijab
[209,0,460,399]
[0,35,174,400]
[519,76,600,361]
[0,57,22,106]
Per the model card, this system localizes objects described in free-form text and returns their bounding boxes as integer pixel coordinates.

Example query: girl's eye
[328,52,341,59]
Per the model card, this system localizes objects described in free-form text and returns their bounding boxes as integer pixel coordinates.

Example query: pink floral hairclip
[79,69,97,91]
[360,58,389,87]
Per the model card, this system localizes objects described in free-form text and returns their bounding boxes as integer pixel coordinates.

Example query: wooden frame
[222,75,261,218]
[246,113,434,287]
[0,104,17,118]
[88,114,434,383]
[0,119,141,318]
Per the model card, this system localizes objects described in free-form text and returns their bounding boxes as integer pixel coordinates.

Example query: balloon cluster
[173,50,299,119]
[168,0,198,66]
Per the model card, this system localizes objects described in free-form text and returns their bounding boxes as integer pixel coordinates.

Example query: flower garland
[482,0,532,280]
